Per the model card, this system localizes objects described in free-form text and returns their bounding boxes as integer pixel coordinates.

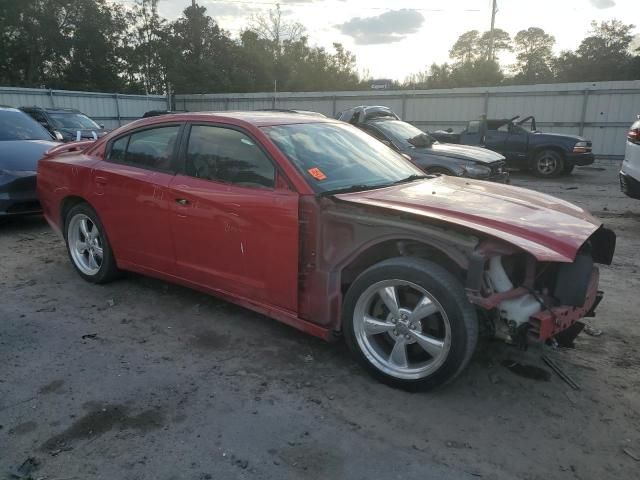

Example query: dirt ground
[1,162,639,480]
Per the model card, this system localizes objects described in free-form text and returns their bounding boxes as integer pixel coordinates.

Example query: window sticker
[307,167,327,181]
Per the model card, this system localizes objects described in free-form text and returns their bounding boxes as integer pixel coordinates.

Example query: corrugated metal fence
[176,80,640,159]
[0,86,169,130]
[2,82,637,158]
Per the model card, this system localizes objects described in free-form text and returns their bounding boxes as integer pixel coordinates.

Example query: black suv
[431,116,594,177]
[336,106,509,183]
[20,107,108,142]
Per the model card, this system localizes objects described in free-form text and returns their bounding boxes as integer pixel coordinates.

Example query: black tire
[342,257,478,391]
[563,164,575,175]
[64,203,120,284]
[531,150,564,178]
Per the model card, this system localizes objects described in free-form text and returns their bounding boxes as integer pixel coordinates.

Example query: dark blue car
[431,115,595,177]
[0,107,59,216]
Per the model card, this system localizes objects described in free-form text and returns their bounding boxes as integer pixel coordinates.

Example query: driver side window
[185,125,275,189]
[467,120,480,134]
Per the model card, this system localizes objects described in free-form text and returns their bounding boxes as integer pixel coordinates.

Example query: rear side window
[185,125,275,189]
[107,125,180,172]
[109,136,128,162]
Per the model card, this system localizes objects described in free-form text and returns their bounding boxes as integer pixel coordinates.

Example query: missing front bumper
[528,268,601,341]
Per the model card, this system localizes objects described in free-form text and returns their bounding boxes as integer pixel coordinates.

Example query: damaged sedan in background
[36,111,615,390]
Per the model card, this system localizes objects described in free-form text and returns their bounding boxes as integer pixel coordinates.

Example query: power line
[114,0,480,12]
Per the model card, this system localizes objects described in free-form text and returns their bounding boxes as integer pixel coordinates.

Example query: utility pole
[487,0,498,61]
[192,0,196,7]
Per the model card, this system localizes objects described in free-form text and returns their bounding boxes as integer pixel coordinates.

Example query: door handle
[94,176,108,186]
[175,198,189,205]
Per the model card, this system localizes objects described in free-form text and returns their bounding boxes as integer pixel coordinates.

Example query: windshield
[49,112,100,130]
[373,120,433,146]
[263,122,424,193]
[0,110,53,141]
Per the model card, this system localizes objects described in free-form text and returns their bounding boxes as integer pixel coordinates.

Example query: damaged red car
[37,112,615,390]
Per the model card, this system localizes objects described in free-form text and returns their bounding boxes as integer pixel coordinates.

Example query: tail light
[628,127,640,144]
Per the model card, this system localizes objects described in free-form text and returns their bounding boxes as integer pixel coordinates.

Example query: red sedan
[37,112,615,390]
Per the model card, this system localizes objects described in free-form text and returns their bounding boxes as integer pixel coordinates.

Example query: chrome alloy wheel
[68,214,103,276]
[353,279,452,380]
[536,153,558,175]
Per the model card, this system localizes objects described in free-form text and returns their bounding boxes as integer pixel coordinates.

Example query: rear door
[91,123,183,273]
[167,123,300,312]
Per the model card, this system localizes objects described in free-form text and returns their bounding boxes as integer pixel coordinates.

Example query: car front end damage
[465,226,615,344]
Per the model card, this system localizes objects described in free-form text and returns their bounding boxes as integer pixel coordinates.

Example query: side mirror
[99,124,105,129]
[53,131,64,141]
[446,128,453,133]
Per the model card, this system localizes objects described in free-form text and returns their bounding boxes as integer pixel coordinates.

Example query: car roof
[135,111,337,128]
[21,106,82,113]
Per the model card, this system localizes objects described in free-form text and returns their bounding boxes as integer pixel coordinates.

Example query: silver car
[620,116,640,199]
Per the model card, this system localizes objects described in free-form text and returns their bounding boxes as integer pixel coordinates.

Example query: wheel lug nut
[393,329,398,335]
[405,334,410,339]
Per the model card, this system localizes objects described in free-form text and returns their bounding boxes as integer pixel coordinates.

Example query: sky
[115,0,638,81]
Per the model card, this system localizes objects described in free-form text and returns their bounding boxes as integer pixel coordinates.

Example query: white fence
[0,86,169,130]
[175,80,640,159]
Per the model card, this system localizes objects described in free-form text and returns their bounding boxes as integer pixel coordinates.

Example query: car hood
[414,143,505,164]
[0,140,60,172]
[532,131,585,143]
[334,175,601,262]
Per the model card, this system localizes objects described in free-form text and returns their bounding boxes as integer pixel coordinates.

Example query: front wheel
[64,203,120,284]
[531,150,564,178]
[342,257,478,391]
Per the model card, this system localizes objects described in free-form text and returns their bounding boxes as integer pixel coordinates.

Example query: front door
[91,124,182,273]
[168,124,299,312]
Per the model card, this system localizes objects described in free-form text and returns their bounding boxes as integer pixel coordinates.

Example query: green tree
[478,28,512,60]
[449,30,481,64]
[55,0,129,91]
[512,27,555,83]
[124,0,167,94]
[162,5,235,94]
[554,20,637,81]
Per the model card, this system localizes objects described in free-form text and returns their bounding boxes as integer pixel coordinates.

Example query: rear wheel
[342,257,478,391]
[531,150,564,178]
[64,203,120,283]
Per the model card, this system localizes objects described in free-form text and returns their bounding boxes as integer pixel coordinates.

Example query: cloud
[337,9,424,45]
[589,0,615,8]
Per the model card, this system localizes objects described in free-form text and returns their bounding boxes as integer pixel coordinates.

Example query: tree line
[0,0,364,94]
[405,21,640,89]
[0,1,638,95]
